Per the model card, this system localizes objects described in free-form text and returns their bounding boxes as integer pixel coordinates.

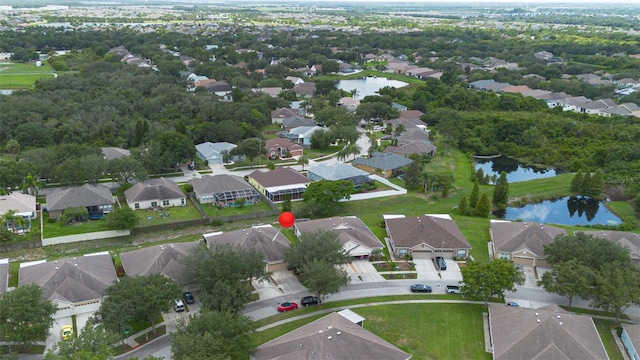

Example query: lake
[474,156,557,183]
[337,77,408,100]
[495,196,621,226]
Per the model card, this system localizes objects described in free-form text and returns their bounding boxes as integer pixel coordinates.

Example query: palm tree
[349,144,362,159]
[2,209,26,239]
[21,173,45,196]
[350,88,359,98]
[297,155,309,171]
[337,148,350,162]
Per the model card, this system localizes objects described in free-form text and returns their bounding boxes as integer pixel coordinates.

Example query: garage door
[411,250,433,259]
[512,256,535,266]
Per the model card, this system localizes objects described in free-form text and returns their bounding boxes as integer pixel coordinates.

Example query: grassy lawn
[508,174,573,204]
[134,201,203,227]
[42,211,113,238]
[559,305,631,320]
[201,200,273,217]
[0,62,56,89]
[134,325,166,345]
[593,319,625,360]
[253,303,491,360]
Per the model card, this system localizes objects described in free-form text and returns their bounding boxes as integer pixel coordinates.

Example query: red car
[277,301,298,312]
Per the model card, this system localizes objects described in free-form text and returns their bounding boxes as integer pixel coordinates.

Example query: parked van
[174,299,185,312]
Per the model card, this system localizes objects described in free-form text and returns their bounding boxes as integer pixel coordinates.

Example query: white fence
[42,230,130,246]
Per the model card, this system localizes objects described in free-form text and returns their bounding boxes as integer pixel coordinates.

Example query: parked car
[174,299,185,312]
[300,296,319,307]
[183,291,195,304]
[61,325,73,340]
[380,135,392,140]
[446,285,461,294]
[410,284,432,293]
[435,256,447,271]
[277,301,299,312]
[506,302,520,307]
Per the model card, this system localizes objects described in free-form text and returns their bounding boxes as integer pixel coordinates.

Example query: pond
[474,156,557,183]
[495,196,621,226]
[337,77,408,100]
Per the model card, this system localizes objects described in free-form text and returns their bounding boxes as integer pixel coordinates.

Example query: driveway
[413,259,463,284]
[344,259,385,283]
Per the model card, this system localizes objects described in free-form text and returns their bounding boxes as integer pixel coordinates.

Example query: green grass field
[0,62,56,89]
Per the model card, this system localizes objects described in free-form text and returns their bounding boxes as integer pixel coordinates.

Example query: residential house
[307,162,374,188]
[384,214,471,259]
[377,54,395,62]
[468,79,512,92]
[0,258,8,297]
[294,216,384,258]
[119,242,199,285]
[264,137,303,159]
[337,97,360,112]
[599,102,640,117]
[46,184,114,220]
[124,177,186,210]
[558,96,591,112]
[521,89,551,98]
[576,73,613,87]
[581,230,640,265]
[0,192,36,234]
[398,110,424,121]
[536,91,571,108]
[189,174,261,207]
[281,117,316,131]
[502,85,533,94]
[246,167,311,202]
[385,60,416,74]
[202,81,233,101]
[257,87,282,98]
[250,311,411,360]
[352,152,413,178]
[489,304,608,360]
[271,107,303,125]
[534,51,554,60]
[286,126,327,147]
[101,147,130,160]
[18,253,118,313]
[363,53,378,62]
[285,76,304,86]
[195,141,239,164]
[622,324,640,360]
[489,220,566,267]
[293,82,316,98]
[310,64,322,75]
[203,225,290,272]
[386,141,437,157]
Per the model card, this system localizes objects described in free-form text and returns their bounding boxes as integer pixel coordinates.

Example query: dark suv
[435,257,447,271]
[300,296,319,307]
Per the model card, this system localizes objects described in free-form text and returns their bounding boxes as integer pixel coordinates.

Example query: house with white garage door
[489,220,566,267]
[384,214,471,260]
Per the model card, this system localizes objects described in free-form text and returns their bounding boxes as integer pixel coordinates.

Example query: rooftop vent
[74,264,78,267]
[318,330,323,334]
[557,315,561,319]
[559,322,563,326]
[536,319,541,323]
[535,312,539,316]
[327,336,332,340]
[336,331,342,335]
[327,326,333,329]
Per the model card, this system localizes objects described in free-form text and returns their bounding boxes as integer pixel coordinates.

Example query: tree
[171,310,255,360]
[544,233,632,270]
[101,275,181,335]
[570,169,584,193]
[297,155,309,171]
[469,178,480,208]
[285,229,351,274]
[232,138,264,167]
[584,168,604,197]
[460,259,525,306]
[21,173,45,196]
[107,206,140,230]
[108,156,147,185]
[492,171,509,210]
[2,209,26,240]
[403,160,422,191]
[45,324,119,360]
[303,180,353,216]
[591,262,640,324]
[538,259,594,309]
[0,284,57,345]
[477,193,491,218]
[301,260,350,302]
[458,196,468,215]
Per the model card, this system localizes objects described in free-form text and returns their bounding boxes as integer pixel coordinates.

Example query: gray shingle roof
[101,147,130,160]
[385,214,471,250]
[188,174,256,196]
[294,216,384,254]
[581,230,640,260]
[386,142,436,156]
[46,184,114,212]
[203,225,290,264]
[396,128,431,144]
[248,167,312,188]
[491,221,566,257]
[119,242,199,284]
[0,192,36,216]
[282,117,315,129]
[124,177,185,203]
[251,312,411,360]
[307,163,370,181]
[352,152,413,171]
[18,254,118,303]
[490,305,608,360]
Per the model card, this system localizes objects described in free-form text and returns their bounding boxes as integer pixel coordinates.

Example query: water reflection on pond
[494,196,621,226]
[474,156,557,183]
[337,77,408,100]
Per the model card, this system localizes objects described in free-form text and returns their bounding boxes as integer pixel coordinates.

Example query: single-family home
[294,216,384,258]
[384,214,471,260]
[271,107,303,125]
[581,230,640,265]
[310,64,322,75]
[251,311,411,360]
[285,76,304,86]
[621,323,640,360]
[264,137,304,159]
[203,225,290,272]
[0,192,37,225]
[257,87,282,97]
[46,184,114,220]
[307,163,374,188]
[385,142,437,157]
[18,253,118,311]
[489,220,566,267]
[195,141,239,164]
[101,147,130,160]
[202,81,233,101]
[124,177,186,210]
[338,97,360,112]
[536,91,571,108]
[119,242,200,285]
[189,174,261,207]
[246,167,312,202]
[293,82,316,98]
[281,117,316,131]
[352,152,413,178]
[489,304,608,360]
[286,126,327,147]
